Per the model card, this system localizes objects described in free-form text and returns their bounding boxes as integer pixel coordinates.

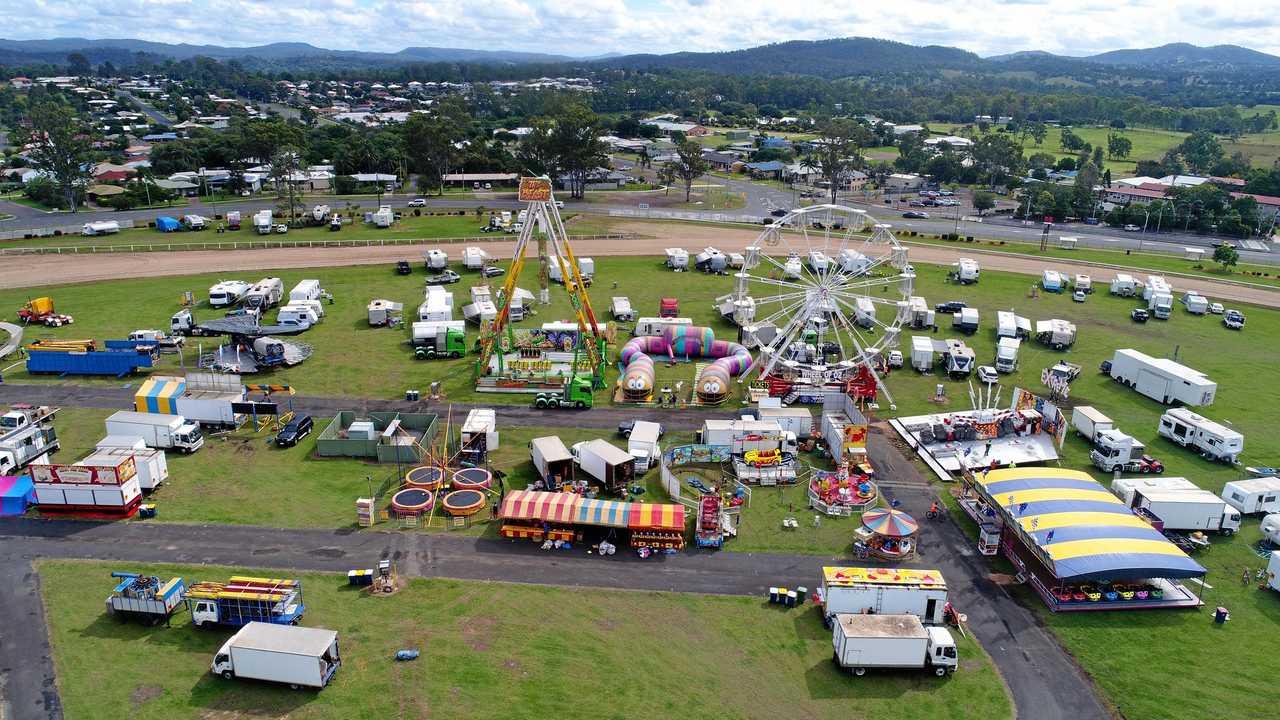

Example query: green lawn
[39,560,1012,720]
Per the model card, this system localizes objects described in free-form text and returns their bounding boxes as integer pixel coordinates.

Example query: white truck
[626,421,663,473]
[1035,319,1076,350]
[995,311,1031,340]
[105,411,203,453]
[208,280,251,308]
[252,210,272,235]
[611,297,636,322]
[1111,476,1200,506]
[530,436,575,488]
[951,307,979,335]
[950,257,979,284]
[0,406,60,475]
[1220,477,1280,515]
[243,277,285,310]
[1110,273,1137,297]
[1144,275,1174,319]
[1181,292,1208,315]
[571,439,636,493]
[1070,406,1114,444]
[831,614,957,677]
[820,567,949,624]
[212,623,340,690]
[1157,408,1243,463]
[91,438,169,491]
[1090,429,1163,474]
[82,220,121,236]
[1107,349,1216,406]
[1131,487,1240,534]
[994,337,1020,373]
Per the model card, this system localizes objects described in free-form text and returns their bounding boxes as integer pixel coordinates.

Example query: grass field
[38,560,1012,720]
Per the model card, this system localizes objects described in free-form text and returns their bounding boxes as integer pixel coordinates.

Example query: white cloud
[1,0,1278,58]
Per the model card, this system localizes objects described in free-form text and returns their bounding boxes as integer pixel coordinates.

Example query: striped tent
[135,376,185,414]
[499,490,685,533]
[500,490,579,524]
[576,497,631,528]
[975,468,1205,581]
[627,502,685,532]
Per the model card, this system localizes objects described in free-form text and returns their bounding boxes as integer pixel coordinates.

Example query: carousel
[809,460,878,517]
[855,507,919,560]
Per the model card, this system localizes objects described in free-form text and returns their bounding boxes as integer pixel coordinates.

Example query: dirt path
[6,221,1278,308]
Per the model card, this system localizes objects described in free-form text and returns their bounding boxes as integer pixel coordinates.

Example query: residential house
[1230,192,1280,217]
[1103,186,1166,205]
[153,178,199,196]
[703,151,740,173]
[892,124,925,136]
[760,137,793,152]
[557,168,628,191]
[885,173,925,191]
[724,129,753,141]
[924,136,974,150]
[442,172,519,188]
[744,160,784,180]
[1210,176,1247,189]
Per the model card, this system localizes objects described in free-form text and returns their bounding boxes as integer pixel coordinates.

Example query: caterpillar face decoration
[619,325,753,404]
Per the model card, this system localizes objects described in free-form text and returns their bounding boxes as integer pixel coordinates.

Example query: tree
[270,146,303,223]
[1091,146,1104,169]
[548,102,608,199]
[1029,122,1048,146]
[972,190,996,216]
[403,98,471,195]
[20,102,94,212]
[809,117,870,204]
[657,163,676,196]
[1178,131,1224,174]
[671,141,710,202]
[1059,127,1084,152]
[1107,133,1132,160]
[972,133,1024,188]
[1213,243,1239,269]
[66,53,91,76]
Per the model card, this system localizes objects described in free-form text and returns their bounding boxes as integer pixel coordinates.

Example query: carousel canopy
[860,507,918,537]
[975,468,1205,581]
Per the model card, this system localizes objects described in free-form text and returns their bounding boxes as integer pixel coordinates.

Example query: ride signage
[518,177,553,202]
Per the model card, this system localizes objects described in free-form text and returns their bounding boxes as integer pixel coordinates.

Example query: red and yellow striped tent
[500,490,685,533]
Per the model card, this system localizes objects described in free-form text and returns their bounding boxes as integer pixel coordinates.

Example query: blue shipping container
[27,349,156,376]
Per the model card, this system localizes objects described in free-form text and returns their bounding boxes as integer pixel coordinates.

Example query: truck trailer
[626,421,663,474]
[1111,476,1200,506]
[1157,408,1243,463]
[1107,349,1216,406]
[571,439,635,493]
[26,343,157,377]
[831,614,957,677]
[0,406,60,475]
[529,436,574,489]
[820,567,949,625]
[212,622,340,690]
[1131,488,1240,535]
[91,439,169,491]
[105,572,187,624]
[1070,406,1114,444]
[134,373,245,428]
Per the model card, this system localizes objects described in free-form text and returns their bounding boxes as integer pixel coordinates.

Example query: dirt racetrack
[4,220,1278,308]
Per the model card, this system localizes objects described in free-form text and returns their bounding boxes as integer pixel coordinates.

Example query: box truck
[253,210,272,235]
[820,567,949,625]
[831,614,957,677]
[1131,488,1240,534]
[1110,273,1137,297]
[529,436,574,489]
[105,410,203,453]
[91,440,169,491]
[1111,476,1200,506]
[994,337,1020,373]
[212,623,340,690]
[412,321,466,359]
[627,421,663,473]
[1107,349,1217,406]
[1157,408,1243,463]
[571,439,635,493]
[1220,477,1280,515]
[1070,406,1114,443]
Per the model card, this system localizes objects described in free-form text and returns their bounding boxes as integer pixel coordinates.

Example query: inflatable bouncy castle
[619,325,753,403]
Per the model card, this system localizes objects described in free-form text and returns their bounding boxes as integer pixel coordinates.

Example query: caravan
[995,311,1031,340]
[665,248,689,271]
[1157,408,1243,463]
[951,308,979,335]
[1110,273,1137,297]
[950,258,979,284]
[1220,477,1280,515]
[1035,319,1076,350]
[1041,270,1066,293]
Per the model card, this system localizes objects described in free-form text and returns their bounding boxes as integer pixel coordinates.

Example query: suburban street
[0,423,1111,720]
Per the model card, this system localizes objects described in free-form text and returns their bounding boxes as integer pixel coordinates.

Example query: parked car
[395,261,412,275]
[1122,224,1141,232]
[1209,302,1224,314]
[976,366,999,384]
[555,200,564,209]
[481,265,506,278]
[903,211,929,219]
[1131,308,1150,323]
[274,415,314,447]
[426,270,461,285]
[1224,309,1246,329]
[274,224,289,234]
[935,300,966,314]
[618,420,664,439]
[1073,290,1087,302]
[908,200,926,207]
[770,208,789,217]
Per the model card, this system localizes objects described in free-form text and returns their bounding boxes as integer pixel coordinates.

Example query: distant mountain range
[1,36,1278,77]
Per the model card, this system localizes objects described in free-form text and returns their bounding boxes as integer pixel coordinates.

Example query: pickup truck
[935,300,966,314]
[425,270,461,285]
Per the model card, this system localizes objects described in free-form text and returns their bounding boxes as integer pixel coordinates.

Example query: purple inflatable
[620,325,753,402]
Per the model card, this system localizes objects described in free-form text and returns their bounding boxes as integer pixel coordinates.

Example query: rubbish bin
[1214,606,1230,624]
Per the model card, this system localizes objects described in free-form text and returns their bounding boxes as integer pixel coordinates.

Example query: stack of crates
[356,497,375,527]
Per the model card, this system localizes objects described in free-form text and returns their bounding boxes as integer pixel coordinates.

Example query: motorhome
[994,337,1020,373]
[208,280,251,308]
[1144,275,1174,319]
[1157,408,1243,463]
[1035,319,1076,350]
[807,251,831,274]
[1107,349,1216,406]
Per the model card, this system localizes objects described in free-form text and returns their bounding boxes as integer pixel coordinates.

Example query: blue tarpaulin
[0,475,34,516]
[155,216,180,232]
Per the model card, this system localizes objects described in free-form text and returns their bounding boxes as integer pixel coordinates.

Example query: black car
[395,260,412,275]
[275,415,314,447]
[617,420,664,439]
[1130,308,1150,323]
[903,211,929,219]
[935,300,967,314]
[770,208,789,217]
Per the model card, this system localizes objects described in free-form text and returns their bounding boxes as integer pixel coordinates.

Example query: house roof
[153,179,197,190]
[87,184,126,196]
[1106,186,1166,200]
[1231,191,1280,207]
[745,161,784,171]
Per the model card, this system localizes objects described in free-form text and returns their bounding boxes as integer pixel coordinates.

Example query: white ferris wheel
[726,204,913,403]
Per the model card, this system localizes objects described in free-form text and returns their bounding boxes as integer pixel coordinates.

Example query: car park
[1131,308,1150,323]
[274,415,314,447]
[426,270,461,285]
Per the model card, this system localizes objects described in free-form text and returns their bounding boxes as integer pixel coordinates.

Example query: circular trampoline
[452,467,493,491]
[405,465,446,490]
[390,488,434,516]
[441,489,486,516]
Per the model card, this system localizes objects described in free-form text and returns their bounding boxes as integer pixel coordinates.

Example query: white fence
[0,218,138,242]
[608,208,765,225]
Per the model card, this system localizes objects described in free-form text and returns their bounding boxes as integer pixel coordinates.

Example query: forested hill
[599,38,981,77]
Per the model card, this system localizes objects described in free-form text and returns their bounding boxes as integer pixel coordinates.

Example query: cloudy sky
[4,0,1279,58]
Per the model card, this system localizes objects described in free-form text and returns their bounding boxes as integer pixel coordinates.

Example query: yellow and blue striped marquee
[134,376,185,415]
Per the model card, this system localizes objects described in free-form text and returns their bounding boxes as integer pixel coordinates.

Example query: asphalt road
[0,380,1112,720]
